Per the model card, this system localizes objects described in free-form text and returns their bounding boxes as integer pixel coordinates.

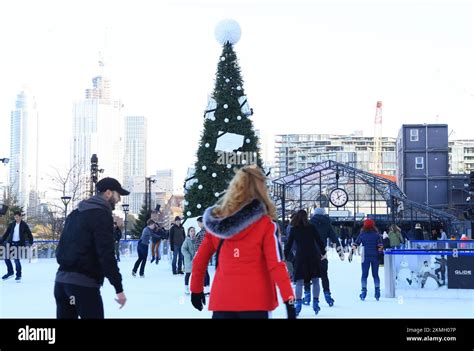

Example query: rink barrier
[384,250,474,256]
[384,249,474,298]
[406,240,474,250]
[30,240,171,259]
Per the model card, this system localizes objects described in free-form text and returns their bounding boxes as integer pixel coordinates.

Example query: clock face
[329,188,348,207]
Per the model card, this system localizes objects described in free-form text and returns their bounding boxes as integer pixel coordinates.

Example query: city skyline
[9,89,39,217]
[71,64,124,203]
[124,115,147,214]
[0,0,473,196]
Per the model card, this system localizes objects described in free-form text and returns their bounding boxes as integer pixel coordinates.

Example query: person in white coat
[181,227,196,295]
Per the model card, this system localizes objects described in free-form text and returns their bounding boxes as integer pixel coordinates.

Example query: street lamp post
[90,154,104,196]
[122,203,129,240]
[145,177,156,217]
[61,196,71,220]
[90,154,99,196]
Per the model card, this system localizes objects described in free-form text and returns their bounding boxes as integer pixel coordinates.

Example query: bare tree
[48,162,87,212]
[0,183,23,233]
[34,163,88,240]
[34,205,65,240]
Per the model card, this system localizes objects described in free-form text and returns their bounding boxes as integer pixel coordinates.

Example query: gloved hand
[348,250,353,263]
[191,292,206,311]
[284,300,297,319]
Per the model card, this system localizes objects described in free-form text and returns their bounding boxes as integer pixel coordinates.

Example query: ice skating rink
[1,251,472,318]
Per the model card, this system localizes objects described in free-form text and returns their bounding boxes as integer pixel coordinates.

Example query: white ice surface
[1,251,472,318]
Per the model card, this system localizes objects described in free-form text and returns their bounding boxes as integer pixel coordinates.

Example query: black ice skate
[360,288,367,301]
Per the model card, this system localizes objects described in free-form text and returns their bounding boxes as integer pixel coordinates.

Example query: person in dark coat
[169,216,185,275]
[113,222,122,262]
[132,219,155,277]
[151,223,167,265]
[54,177,128,318]
[434,255,447,285]
[414,223,424,241]
[339,225,350,250]
[1,211,33,282]
[349,218,383,301]
[284,210,326,316]
[309,207,344,306]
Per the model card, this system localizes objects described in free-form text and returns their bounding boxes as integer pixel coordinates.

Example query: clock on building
[329,188,348,208]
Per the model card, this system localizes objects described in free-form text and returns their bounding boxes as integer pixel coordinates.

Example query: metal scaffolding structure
[271,160,467,234]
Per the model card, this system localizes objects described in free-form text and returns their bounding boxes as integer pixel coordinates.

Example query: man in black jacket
[54,177,129,319]
[309,208,345,307]
[169,216,185,275]
[1,211,33,282]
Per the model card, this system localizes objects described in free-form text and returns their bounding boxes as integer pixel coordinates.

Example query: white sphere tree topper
[215,19,241,45]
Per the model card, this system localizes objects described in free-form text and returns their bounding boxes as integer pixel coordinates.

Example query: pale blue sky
[0,0,472,193]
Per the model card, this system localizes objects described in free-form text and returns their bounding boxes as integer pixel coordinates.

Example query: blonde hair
[212,165,276,220]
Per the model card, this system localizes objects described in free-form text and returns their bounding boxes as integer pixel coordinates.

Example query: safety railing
[29,240,173,259]
[406,240,474,250]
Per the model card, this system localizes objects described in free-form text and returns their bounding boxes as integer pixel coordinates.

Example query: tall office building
[71,59,124,201]
[449,139,474,174]
[155,169,174,193]
[123,116,147,214]
[155,169,174,209]
[9,89,39,218]
[126,177,146,215]
[274,133,397,178]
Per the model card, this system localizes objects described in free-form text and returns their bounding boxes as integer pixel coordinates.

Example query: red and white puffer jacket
[191,199,294,311]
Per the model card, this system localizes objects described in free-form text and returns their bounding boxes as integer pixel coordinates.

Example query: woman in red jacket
[190,165,296,319]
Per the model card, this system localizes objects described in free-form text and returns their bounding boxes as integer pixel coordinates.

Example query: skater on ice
[54,177,129,318]
[190,165,296,319]
[349,218,383,301]
[181,226,196,295]
[284,209,326,316]
[1,211,33,282]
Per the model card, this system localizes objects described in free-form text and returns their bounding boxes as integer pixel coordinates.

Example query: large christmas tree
[184,20,262,219]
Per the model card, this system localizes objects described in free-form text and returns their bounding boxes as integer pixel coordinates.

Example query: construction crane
[373,101,383,174]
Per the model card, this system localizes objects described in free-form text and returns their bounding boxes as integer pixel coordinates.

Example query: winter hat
[96,177,130,195]
[363,219,375,231]
[415,223,421,229]
[314,207,325,215]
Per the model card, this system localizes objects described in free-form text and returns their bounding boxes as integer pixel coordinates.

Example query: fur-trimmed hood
[203,199,266,239]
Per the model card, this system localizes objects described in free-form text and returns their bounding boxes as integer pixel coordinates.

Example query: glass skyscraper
[10,89,39,218]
